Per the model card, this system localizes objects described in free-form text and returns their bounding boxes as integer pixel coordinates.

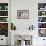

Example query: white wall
[11,0,46,46]
[11,0,46,30]
[11,0,38,30]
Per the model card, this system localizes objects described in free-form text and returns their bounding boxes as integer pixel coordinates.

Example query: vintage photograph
[17,10,29,19]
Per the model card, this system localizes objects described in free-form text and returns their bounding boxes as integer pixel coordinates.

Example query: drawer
[0,37,8,45]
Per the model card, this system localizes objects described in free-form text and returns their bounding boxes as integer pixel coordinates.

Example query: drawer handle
[43,39,45,40]
[1,39,3,40]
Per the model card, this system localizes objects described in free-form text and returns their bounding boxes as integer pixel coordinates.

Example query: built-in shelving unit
[0,3,8,37]
[38,3,46,37]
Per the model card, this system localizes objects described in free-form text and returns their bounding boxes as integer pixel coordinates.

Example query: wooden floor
[0,45,8,46]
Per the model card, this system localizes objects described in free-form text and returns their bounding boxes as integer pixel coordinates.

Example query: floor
[0,45,8,46]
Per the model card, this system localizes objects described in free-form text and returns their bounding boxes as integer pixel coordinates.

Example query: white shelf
[38,28,46,29]
[38,16,46,17]
[38,10,46,11]
[38,22,46,23]
[0,22,8,23]
[0,16,8,17]
[0,10,8,11]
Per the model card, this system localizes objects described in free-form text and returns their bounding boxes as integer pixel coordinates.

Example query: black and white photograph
[17,10,29,19]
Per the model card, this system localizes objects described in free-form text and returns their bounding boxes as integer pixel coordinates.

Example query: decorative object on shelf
[11,23,16,30]
[0,3,8,10]
[38,17,42,22]
[42,12,45,15]
[0,11,8,16]
[17,10,29,19]
[42,11,46,16]
[0,6,1,10]
[38,17,46,22]
[39,29,46,37]
[40,8,45,10]
[0,17,8,22]
[38,3,46,10]
[0,23,8,30]
[38,11,46,16]
[29,25,35,30]
[5,6,8,10]
[38,23,46,28]
[0,23,8,37]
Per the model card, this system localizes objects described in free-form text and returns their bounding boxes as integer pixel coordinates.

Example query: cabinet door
[38,38,46,46]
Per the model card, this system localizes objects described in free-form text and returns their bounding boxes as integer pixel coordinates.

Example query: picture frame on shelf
[17,10,29,19]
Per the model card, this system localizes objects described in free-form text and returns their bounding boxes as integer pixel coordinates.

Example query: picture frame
[17,10,29,19]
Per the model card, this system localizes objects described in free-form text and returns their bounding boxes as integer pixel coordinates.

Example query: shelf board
[38,10,46,11]
[38,16,46,17]
[38,22,46,23]
[0,22,8,23]
[0,16,8,17]
[0,10,8,11]
[38,28,46,29]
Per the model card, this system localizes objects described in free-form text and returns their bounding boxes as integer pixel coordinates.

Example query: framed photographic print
[17,10,29,19]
